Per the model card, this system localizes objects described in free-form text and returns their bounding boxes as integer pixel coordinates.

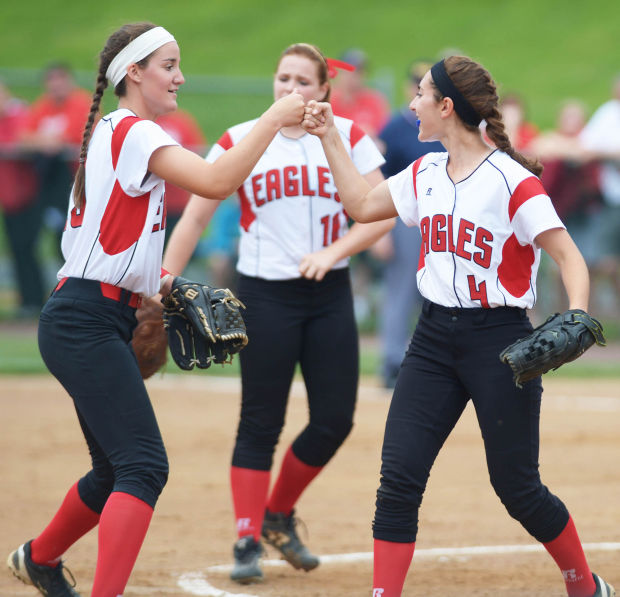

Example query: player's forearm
[538,228,590,311]
[320,128,374,222]
[559,255,590,311]
[208,114,281,196]
[163,206,211,275]
[330,219,396,262]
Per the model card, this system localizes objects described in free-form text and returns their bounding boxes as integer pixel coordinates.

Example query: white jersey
[388,150,565,309]
[59,109,178,297]
[207,116,385,280]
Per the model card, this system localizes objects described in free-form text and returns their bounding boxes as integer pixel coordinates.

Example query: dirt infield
[1,374,619,596]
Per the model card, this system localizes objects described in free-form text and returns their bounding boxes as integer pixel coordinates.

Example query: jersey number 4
[467,275,490,308]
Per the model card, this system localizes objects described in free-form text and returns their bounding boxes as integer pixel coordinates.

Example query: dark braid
[484,105,542,177]
[71,22,157,208]
[435,56,542,177]
[72,72,107,209]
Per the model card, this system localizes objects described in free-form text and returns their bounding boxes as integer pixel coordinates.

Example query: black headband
[430,59,481,127]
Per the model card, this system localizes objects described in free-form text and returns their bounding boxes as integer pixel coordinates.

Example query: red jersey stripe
[237,184,256,232]
[508,176,546,221]
[218,130,234,151]
[350,123,365,149]
[111,116,142,170]
[411,157,424,199]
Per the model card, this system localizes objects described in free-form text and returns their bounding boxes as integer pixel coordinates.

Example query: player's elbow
[194,184,229,201]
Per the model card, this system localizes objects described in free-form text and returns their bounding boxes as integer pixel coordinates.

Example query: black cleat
[262,509,320,571]
[230,535,264,584]
[592,573,615,597]
[7,540,80,596]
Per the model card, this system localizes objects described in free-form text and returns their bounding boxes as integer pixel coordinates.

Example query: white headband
[106,26,176,87]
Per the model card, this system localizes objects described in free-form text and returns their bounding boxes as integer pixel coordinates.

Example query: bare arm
[163,194,221,275]
[303,100,397,222]
[149,92,305,199]
[298,168,395,280]
[535,227,590,311]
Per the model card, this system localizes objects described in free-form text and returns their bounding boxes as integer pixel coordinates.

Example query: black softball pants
[232,269,358,470]
[373,300,569,544]
[38,278,169,511]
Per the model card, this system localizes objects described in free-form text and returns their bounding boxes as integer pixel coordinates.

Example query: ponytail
[440,56,543,177]
[484,107,542,177]
[71,21,158,209]
[72,72,107,209]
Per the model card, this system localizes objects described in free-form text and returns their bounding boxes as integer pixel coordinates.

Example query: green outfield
[0,325,617,378]
[1,0,619,139]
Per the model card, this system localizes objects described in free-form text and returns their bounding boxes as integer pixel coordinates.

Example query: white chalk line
[175,541,620,596]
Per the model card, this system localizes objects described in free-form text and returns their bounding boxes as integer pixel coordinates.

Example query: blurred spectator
[373,60,444,388]
[331,48,391,326]
[579,74,620,315]
[156,109,207,245]
[0,79,44,317]
[492,93,538,153]
[530,100,603,313]
[532,101,602,254]
[330,48,391,142]
[21,62,91,256]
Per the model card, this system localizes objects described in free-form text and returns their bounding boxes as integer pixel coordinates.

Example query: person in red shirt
[330,48,390,142]
[330,49,391,326]
[21,62,92,256]
[0,78,43,317]
[497,92,538,152]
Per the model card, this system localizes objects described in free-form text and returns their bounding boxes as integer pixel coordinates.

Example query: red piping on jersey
[411,157,423,199]
[508,176,546,221]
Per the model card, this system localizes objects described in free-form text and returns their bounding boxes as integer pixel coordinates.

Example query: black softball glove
[161,276,248,370]
[499,309,606,387]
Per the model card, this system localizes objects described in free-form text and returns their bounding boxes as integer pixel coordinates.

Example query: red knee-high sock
[230,466,270,541]
[543,516,596,597]
[266,446,323,515]
[30,482,100,566]
[373,538,415,597]
[90,492,153,597]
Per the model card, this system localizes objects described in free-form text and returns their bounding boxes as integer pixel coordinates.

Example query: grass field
[2,0,620,138]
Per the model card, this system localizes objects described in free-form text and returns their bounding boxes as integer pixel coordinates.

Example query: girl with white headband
[7,21,304,597]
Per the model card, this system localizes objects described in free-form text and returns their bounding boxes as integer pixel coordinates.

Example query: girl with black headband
[303,55,613,597]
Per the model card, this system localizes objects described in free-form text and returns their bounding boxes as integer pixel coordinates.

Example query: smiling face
[273,54,329,104]
[137,41,184,118]
[410,70,443,142]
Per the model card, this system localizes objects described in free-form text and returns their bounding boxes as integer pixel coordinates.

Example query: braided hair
[432,56,542,177]
[72,22,158,209]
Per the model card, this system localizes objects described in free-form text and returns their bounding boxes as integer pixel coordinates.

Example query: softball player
[303,56,614,597]
[163,43,393,584]
[7,22,304,597]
